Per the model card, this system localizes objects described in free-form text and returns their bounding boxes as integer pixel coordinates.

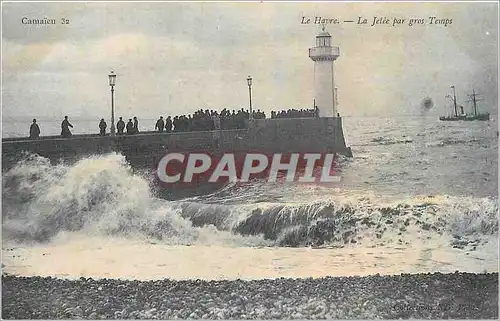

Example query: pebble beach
[2,272,498,319]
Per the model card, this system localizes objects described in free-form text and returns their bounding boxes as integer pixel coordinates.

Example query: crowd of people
[271,108,319,119]
[28,107,321,138]
[152,108,321,133]
[161,108,264,133]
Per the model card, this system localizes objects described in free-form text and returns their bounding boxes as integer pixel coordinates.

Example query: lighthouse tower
[309,26,340,117]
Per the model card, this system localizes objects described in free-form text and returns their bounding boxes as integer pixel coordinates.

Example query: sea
[2,114,498,280]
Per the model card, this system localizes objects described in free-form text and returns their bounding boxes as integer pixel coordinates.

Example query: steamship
[439,87,490,121]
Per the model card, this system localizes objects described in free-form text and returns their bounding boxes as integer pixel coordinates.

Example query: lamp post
[108,71,117,135]
[247,75,253,120]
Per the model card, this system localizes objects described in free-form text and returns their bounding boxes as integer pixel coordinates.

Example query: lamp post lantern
[247,75,253,120]
[108,71,117,135]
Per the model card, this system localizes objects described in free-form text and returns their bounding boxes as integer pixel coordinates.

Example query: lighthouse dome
[317,30,331,37]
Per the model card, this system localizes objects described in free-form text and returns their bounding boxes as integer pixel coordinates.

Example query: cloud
[2,2,498,122]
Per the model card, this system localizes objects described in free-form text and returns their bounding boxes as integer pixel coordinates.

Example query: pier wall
[2,117,350,172]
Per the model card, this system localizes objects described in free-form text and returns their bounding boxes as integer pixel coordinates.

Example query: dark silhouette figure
[116,117,125,135]
[172,116,179,132]
[126,119,134,134]
[165,116,172,133]
[155,116,165,133]
[61,116,73,138]
[29,119,40,138]
[337,113,340,117]
[99,119,107,136]
[133,117,139,134]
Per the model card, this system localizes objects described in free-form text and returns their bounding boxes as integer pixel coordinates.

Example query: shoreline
[3,236,498,281]
[2,272,498,319]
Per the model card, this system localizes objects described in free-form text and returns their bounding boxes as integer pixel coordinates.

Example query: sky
[2,1,498,122]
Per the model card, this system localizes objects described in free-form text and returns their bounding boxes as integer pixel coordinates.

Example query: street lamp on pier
[108,71,117,135]
[247,75,253,120]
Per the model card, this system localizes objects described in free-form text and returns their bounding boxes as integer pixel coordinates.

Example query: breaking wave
[2,153,497,248]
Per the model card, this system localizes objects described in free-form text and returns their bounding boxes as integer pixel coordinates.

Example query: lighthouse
[309,26,340,117]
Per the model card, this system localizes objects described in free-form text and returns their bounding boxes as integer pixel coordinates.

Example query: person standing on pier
[133,117,139,134]
[29,119,40,138]
[117,117,125,135]
[61,116,73,138]
[165,116,172,133]
[155,116,165,133]
[99,119,107,136]
[126,119,134,134]
[212,112,221,130]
